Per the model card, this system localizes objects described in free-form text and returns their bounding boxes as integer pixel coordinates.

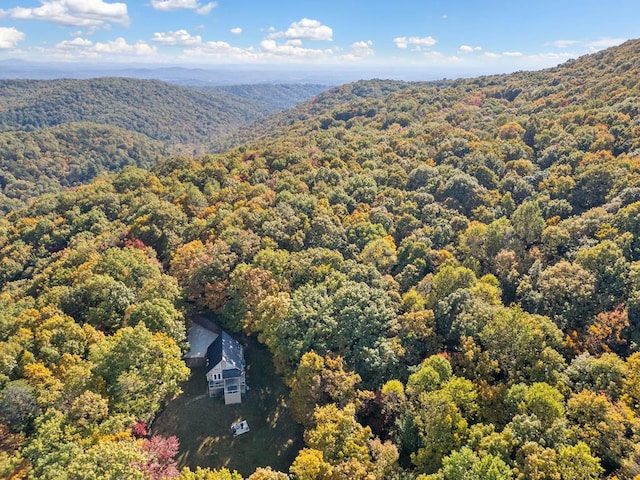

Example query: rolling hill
[0,79,326,211]
[0,78,327,146]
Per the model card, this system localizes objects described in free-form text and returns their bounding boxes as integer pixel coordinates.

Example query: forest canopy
[2,39,640,479]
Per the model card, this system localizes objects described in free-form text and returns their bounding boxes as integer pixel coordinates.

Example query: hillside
[0,122,169,212]
[210,83,333,112]
[0,78,326,145]
[218,40,639,153]
[0,79,326,211]
[210,78,427,151]
[1,40,640,479]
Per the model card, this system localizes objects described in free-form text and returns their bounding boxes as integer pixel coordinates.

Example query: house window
[213,373,221,380]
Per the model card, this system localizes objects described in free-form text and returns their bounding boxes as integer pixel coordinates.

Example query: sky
[0,0,639,78]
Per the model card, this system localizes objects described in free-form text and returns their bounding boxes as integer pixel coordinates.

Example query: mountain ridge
[0,79,327,211]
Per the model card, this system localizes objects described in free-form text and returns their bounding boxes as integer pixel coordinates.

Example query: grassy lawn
[152,337,304,477]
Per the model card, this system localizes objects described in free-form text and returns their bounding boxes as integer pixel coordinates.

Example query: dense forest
[0,79,326,212]
[2,39,640,479]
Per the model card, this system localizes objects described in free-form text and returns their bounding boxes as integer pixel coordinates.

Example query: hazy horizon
[1,0,638,81]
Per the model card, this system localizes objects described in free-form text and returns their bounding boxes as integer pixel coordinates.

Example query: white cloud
[483,51,523,59]
[46,35,157,60]
[346,40,374,59]
[270,18,333,41]
[69,26,101,37]
[393,36,437,50]
[584,37,626,51]
[152,29,202,46]
[547,37,625,52]
[151,0,196,10]
[184,41,258,61]
[0,27,25,49]
[459,45,482,53]
[548,39,579,48]
[56,37,93,48]
[150,0,217,14]
[0,0,129,27]
[184,34,619,69]
[251,18,334,62]
[196,2,216,15]
[93,37,157,55]
[260,38,333,58]
[230,27,242,35]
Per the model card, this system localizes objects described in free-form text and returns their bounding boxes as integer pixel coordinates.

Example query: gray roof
[206,331,245,376]
[184,324,218,359]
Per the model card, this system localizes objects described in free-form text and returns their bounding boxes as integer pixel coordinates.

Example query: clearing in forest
[152,338,303,477]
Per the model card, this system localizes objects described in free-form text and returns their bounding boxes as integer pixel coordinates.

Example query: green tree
[411,389,468,474]
[505,383,565,430]
[557,442,604,480]
[124,298,186,346]
[563,353,627,400]
[64,274,136,331]
[437,446,513,480]
[575,240,629,311]
[614,201,640,257]
[25,408,147,480]
[480,308,565,384]
[406,355,452,397]
[91,323,189,420]
[536,261,596,329]
[511,201,545,246]
[428,264,477,307]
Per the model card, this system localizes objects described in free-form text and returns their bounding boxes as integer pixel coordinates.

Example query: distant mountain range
[0,59,458,86]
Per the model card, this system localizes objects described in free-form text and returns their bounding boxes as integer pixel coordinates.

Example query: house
[183,318,247,405]
[205,330,246,405]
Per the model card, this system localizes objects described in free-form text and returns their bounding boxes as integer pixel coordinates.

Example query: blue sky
[0,0,639,77]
